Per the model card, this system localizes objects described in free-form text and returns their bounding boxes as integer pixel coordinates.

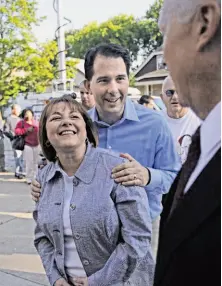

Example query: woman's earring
[45,140,51,148]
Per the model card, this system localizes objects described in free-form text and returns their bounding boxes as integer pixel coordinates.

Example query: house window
[156,55,167,70]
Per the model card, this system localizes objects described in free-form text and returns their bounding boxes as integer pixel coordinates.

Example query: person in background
[138,95,159,110]
[5,104,24,179]
[15,108,39,184]
[0,111,6,172]
[161,75,201,164]
[79,80,95,110]
[154,0,221,285]
[34,95,155,286]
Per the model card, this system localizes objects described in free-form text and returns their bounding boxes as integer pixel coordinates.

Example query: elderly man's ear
[194,2,221,52]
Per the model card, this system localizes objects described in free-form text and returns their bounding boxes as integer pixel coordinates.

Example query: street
[0,172,49,286]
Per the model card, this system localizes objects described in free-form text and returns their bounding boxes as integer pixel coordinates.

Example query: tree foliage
[0,0,77,106]
[66,0,163,68]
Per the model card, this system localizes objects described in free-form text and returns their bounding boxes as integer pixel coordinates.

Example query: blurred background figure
[0,111,6,172]
[79,80,95,110]
[15,108,39,184]
[138,95,159,110]
[161,75,201,164]
[5,104,24,179]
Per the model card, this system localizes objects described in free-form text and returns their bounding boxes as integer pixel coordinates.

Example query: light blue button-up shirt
[88,98,181,220]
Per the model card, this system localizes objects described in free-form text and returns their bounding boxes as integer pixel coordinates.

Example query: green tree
[0,0,77,106]
[66,1,163,69]
[66,15,142,64]
[141,0,163,57]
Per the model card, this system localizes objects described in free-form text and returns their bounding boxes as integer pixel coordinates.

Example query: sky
[33,0,156,42]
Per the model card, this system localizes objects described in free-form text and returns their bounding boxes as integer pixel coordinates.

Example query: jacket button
[75,233,80,240]
[83,259,89,266]
[73,178,79,186]
[70,204,76,210]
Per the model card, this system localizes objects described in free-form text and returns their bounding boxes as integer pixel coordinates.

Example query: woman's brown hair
[39,95,98,162]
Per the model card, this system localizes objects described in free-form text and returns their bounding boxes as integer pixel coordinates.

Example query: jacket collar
[45,143,100,184]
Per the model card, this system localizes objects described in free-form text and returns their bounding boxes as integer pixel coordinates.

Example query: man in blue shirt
[31,43,180,221]
[84,44,181,220]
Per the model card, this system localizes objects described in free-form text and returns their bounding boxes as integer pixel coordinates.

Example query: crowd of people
[1,0,221,285]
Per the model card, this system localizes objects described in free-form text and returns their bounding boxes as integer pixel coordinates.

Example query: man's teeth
[106,98,119,103]
[61,131,75,135]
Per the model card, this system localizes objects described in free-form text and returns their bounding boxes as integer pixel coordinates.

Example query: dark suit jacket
[154,149,221,286]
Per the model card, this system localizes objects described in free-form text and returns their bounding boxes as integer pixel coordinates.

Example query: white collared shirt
[184,102,221,193]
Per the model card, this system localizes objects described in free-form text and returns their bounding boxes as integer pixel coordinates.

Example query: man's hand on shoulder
[31,179,42,202]
[111,153,150,187]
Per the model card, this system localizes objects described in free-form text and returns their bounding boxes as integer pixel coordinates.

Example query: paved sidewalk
[0,173,49,286]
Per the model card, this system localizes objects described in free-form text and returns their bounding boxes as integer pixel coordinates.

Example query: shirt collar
[200,101,221,156]
[88,97,140,124]
[45,143,100,184]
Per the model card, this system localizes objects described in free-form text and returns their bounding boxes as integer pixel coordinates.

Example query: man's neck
[96,109,124,126]
[167,108,189,119]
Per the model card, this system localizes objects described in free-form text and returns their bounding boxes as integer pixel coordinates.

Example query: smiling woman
[34,95,155,286]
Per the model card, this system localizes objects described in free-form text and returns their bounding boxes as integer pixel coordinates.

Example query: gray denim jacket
[33,144,155,286]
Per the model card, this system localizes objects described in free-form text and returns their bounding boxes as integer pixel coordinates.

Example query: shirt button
[70,204,76,210]
[83,259,89,266]
[75,233,80,240]
[73,178,79,186]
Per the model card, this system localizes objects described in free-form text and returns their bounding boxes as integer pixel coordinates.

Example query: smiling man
[161,75,201,163]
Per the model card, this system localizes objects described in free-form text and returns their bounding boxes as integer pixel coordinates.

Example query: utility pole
[56,0,66,83]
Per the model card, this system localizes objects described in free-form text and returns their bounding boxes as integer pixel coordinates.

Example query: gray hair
[159,0,221,25]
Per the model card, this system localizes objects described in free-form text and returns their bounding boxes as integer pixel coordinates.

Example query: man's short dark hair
[84,43,131,81]
[138,95,154,105]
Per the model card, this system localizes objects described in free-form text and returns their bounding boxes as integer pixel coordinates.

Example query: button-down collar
[88,97,140,127]
[45,144,100,184]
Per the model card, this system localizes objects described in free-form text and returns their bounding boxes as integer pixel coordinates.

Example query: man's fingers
[112,162,133,174]
[32,179,41,188]
[112,168,135,179]
[120,153,135,162]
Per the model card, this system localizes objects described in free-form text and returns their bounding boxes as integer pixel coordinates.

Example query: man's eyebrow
[116,74,127,78]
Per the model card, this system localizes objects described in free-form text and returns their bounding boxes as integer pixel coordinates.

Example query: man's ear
[84,79,91,93]
[194,2,221,51]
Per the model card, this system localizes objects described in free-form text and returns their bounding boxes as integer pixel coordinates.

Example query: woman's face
[25,110,33,120]
[46,102,87,153]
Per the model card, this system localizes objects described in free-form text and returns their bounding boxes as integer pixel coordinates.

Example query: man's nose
[172,91,178,101]
[107,80,119,95]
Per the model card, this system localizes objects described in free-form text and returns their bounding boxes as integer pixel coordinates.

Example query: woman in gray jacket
[33,95,155,286]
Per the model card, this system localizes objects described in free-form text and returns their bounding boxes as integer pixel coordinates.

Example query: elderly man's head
[161,75,189,118]
[159,0,221,119]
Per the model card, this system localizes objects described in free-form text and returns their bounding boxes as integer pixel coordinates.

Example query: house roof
[134,49,163,77]
[136,69,169,82]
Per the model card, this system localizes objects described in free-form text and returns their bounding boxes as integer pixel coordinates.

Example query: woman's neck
[57,144,87,177]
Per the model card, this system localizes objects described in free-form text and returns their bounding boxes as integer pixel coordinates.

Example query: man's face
[158,2,195,107]
[88,55,129,119]
[162,77,184,115]
[80,85,95,110]
[13,106,21,117]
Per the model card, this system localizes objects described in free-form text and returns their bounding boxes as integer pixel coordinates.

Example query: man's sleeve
[145,118,181,195]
